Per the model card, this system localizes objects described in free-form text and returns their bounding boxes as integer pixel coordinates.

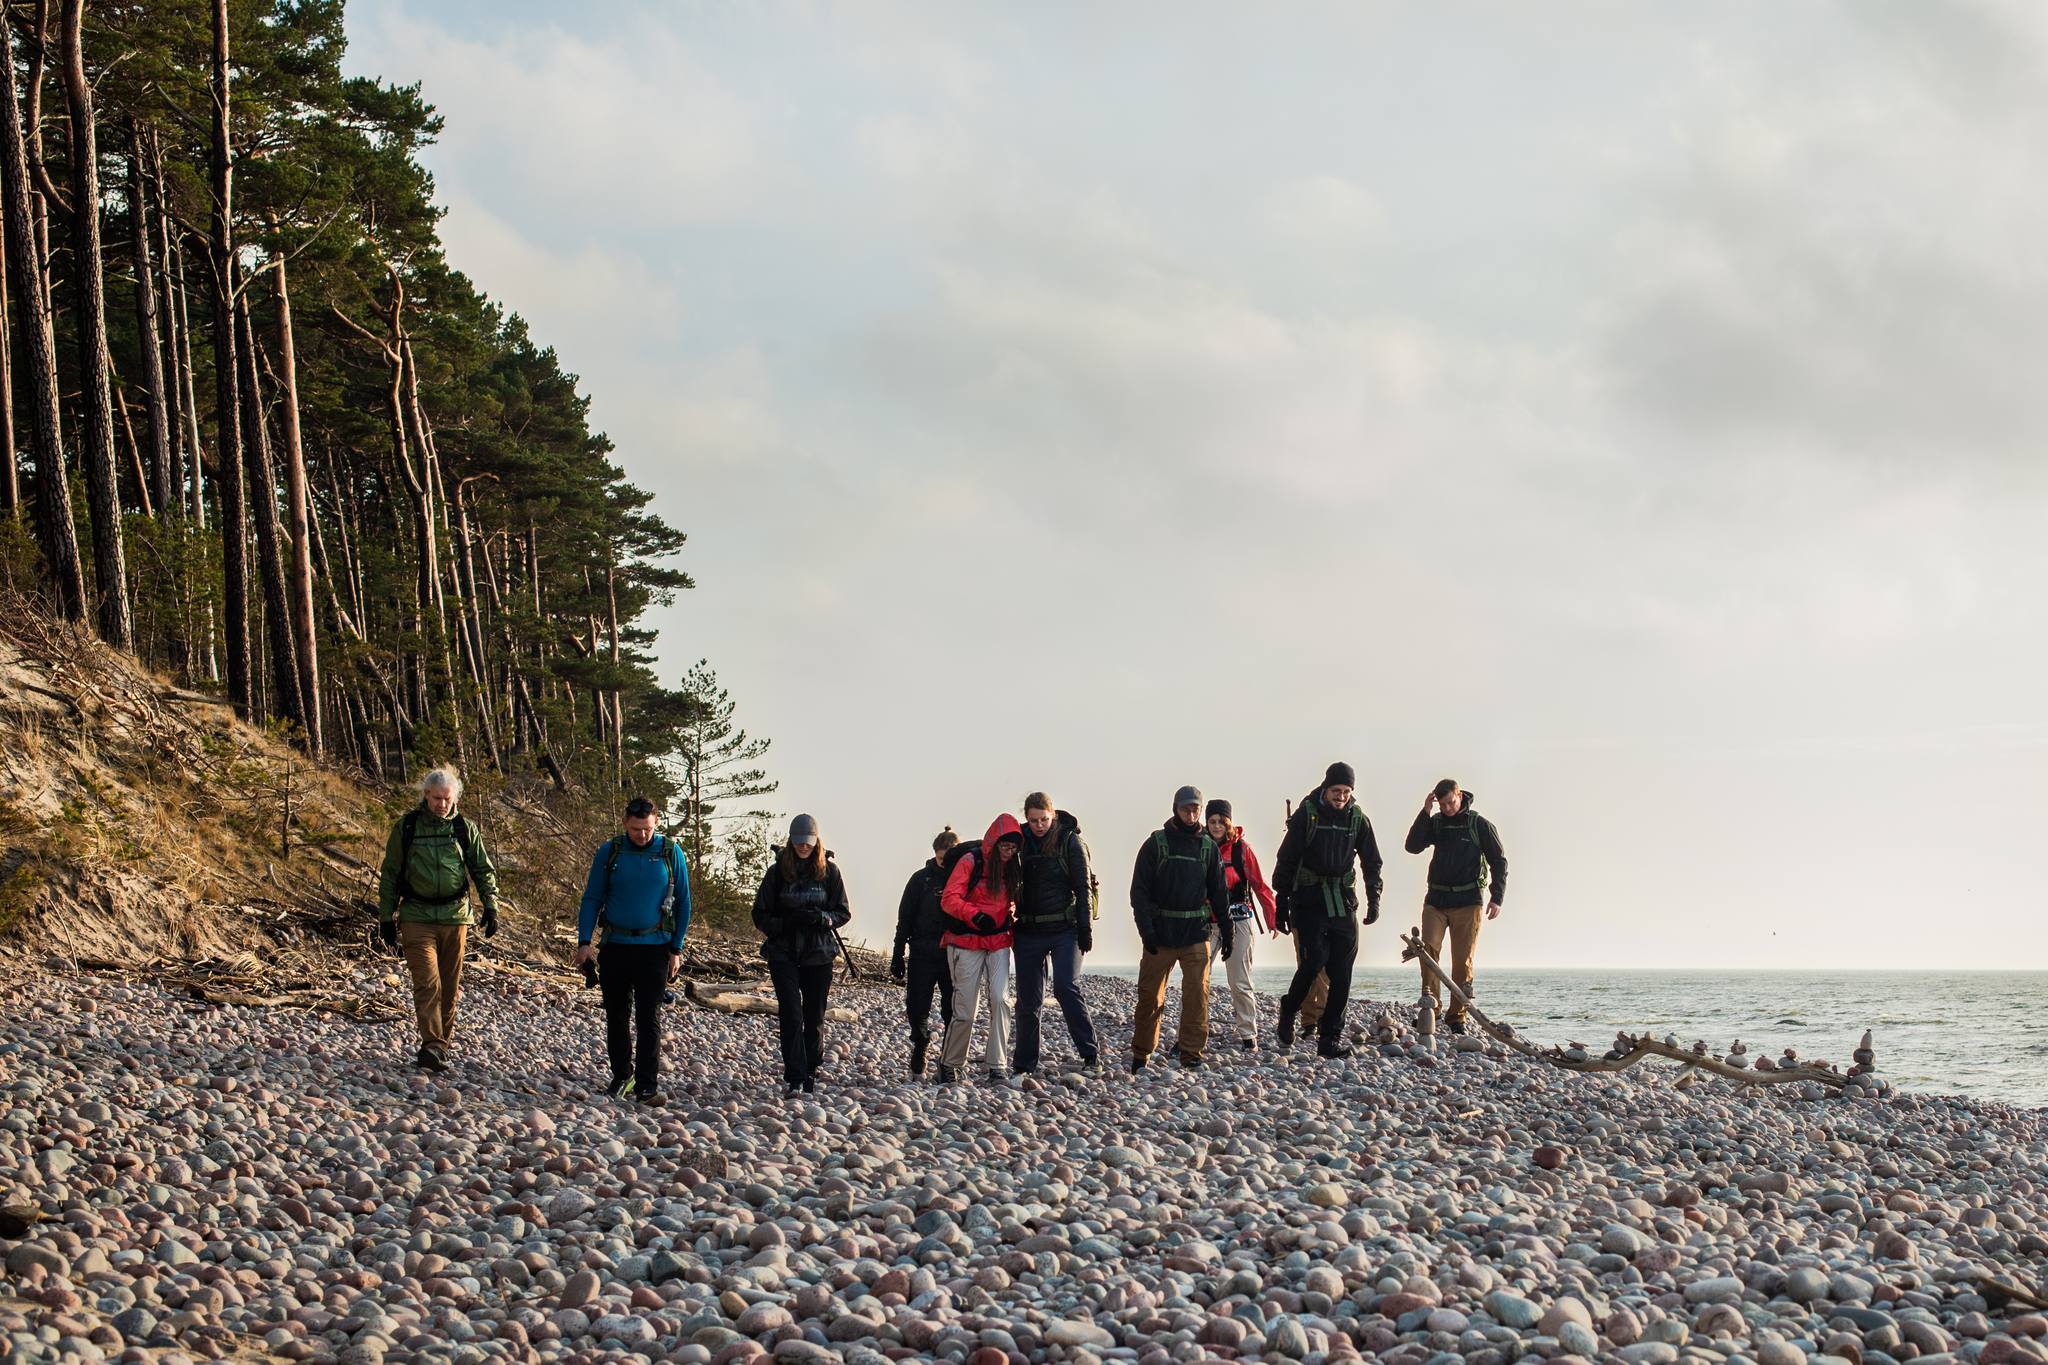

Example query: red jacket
[1217,827,1279,931]
[942,813,1022,951]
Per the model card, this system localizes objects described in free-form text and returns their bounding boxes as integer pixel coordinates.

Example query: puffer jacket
[377,805,499,926]
[753,846,851,966]
[942,813,1023,952]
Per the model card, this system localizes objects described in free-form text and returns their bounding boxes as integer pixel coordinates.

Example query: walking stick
[831,926,861,981]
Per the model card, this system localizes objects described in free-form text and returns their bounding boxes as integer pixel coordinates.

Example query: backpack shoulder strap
[451,815,474,862]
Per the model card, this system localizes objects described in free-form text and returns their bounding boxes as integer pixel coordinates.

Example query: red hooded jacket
[1217,827,1279,931]
[942,813,1022,951]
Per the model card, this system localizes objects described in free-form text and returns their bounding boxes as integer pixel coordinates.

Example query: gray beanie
[789,813,819,843]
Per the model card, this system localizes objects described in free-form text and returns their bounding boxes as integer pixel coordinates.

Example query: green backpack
[1150,828,1218,919]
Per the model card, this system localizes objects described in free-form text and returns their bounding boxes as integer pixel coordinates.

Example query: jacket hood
[981,813,1024,860]
[1055,809,1081,835]
[1447,794,1477,814]
[1160,814,1203,835]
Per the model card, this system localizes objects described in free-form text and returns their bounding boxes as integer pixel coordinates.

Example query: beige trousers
[1134,942,1212,1064]
[1420,902,1485,1021]
[941,945,1012,1074]
[399,921,467,1053]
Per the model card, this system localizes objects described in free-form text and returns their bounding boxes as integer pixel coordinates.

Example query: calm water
[1095,965,2048,1109]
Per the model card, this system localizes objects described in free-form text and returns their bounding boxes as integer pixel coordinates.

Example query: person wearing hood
[938,814,1025,1083]
[1405,779,1508,1034]
[891,826,961,1078]
[1129,786,1232,1071]
[1011,793,1102,1075]
[1204,799,1277,1051]
[1272,762,1384,1058]
[752,814,852,1096]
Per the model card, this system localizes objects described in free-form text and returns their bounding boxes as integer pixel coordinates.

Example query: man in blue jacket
[575,797,692,1104]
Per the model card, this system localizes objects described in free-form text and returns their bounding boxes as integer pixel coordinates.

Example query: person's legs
[1048,931,1098,1062]
[1317,918,1360,1047]
[1223,916,1257,1043]
[1300,970,1328,1037]
[435,925,465,1048]
[1174,943,1213,1064]
[1280,913,1329,1025]
[905,951,943,1073]
[936,955,955,1027]
[768,958,807,1085]
[939,947,987,1074]
[981,950,1013,1074]
[1132,948,1171,1063]
[598,944,634,1085]
[1443,904,1484,1024]
[1420,903,1451,1016]
[799,962,832,1079]
[1010,935,1049,1073]
[631,946,666,1092]
[399,922,444,1055]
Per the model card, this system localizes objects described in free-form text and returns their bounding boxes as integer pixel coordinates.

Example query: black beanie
[1324,761,1357,789]
[1205,798,1232,821]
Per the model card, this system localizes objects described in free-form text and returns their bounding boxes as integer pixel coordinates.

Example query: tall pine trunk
[0,3,84,617]
[210,0,250,714]
[1,201,14,514]
[60,0,131,647]
[271,252,320,750]
[126,118,173,521]
[235,289,303,735]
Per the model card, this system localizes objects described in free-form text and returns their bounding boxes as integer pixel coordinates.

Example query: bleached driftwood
[683,979,777,1014]
[1397,929,1851,1090]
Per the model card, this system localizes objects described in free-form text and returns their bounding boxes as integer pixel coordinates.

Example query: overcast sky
[347,1,2048,970]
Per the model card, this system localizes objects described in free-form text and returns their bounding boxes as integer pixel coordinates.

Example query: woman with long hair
[752,814,851,1096]
[937,813,1024,1083]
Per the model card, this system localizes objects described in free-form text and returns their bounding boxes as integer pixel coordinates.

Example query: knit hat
[789,813,819,844]
[1205,798,1232,821]
[1172,785,1202,810]
[1324,762,1357,789]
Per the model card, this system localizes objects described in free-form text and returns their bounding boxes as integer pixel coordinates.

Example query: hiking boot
[935,1065,960,1085]
[1277,1004,1297,1049]
[417,1047,448,1073]
[801,1077,815,1095]
[1241,1038,1257,1052]
[909,1032,930,1076]
[1130,1055,1147,1073]
[986,1068,1005,1084]
[1180,1056,1203,1071]
[1080,1056,1102,1074]
[1316,1041,1355,1060]
[1011,1064,1036,1077]
[635,1089,665,1107]
[1445,1016,1468,1036]
[603,1075,634,1100]
[783,1082,803,1099]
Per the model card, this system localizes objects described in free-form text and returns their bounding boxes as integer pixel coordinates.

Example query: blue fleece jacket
[578,834,691,951]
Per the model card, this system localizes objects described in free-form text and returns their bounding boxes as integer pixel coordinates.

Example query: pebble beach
[4,965,2046,1365]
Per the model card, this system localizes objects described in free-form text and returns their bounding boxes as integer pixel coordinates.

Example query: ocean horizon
[1092,963,2048,1108]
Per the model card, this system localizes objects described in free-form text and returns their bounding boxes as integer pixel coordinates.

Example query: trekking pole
[831,926,861,981]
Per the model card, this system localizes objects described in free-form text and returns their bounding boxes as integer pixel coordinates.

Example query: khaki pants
[1420,902,1485,1022]
[1298,970,1331,1035]
[1211,909,1258,1043]
[941,946,1012,1075]
[1134,942,1211,1064]
[399,921,467,1053]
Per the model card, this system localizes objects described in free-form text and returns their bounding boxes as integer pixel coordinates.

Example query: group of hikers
[374,761,1507,1104]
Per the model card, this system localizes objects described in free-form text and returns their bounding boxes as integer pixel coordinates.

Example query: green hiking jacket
[377,805,499,926]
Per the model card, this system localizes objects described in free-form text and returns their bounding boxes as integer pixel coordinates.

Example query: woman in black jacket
[753,814,852,1095]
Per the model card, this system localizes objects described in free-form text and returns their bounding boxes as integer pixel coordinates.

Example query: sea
[1095,965,2048,1109]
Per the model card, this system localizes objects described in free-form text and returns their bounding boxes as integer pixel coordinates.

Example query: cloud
[1260,174,1384,245]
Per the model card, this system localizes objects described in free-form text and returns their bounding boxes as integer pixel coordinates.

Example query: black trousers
[1280,912,1358,1044]
[904,949,953,1036]
[599,943,670,1090]
[769,959,833,1084]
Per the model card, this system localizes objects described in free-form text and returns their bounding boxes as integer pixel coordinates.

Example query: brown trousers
[1298,970,1332,1034]
[1420,902,1485,1021]
[1134,942,1211,1064]
[400,921,467,1053]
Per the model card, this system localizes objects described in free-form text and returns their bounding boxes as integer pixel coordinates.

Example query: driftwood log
[1397,929,1852,1091]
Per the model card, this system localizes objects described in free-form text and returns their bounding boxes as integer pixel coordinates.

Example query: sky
[344,1,2048,971]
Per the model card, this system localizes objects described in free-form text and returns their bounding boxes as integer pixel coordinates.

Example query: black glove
[579,957,600,990]
[809,906,837,929]
[1076,923,1093,954]
[1140,935,1159,958]
[1273,905,1291,935]
[480,905,499,938]
[971,912,998,934]
[379,919,398,948]
[1220,934,1234,962]
[1364,903,1380,926]
[890,950,906,983]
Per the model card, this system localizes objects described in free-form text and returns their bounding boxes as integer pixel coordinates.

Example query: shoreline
[4,964,2046,1365]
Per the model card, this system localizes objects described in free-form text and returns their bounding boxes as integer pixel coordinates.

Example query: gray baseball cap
[1173,785,1202,810]
[789,813,819,843]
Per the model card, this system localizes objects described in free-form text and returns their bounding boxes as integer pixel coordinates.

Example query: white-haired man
[377,765,500,1071]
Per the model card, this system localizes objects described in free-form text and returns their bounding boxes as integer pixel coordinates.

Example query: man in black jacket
[1012,794,1101,1074]
[892,827,961,1077]
[1272,761,1384,1058]
[1130,785,1232,1071]
[1405,779,1507,1034]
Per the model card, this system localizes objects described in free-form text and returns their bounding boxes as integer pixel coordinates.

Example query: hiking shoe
[1130,1055,1146,1073]
[935,1065,960,1085]
[783,1083,802,1099]
[909,1034,930,1076]
[1277,1004,1297,1049]
[635,1089,665,1107]
[1180,1057,1203,1071]
[603,1075,634,1099]
[1080,1056,1103,1074]
[986,1068,1005,1084]
[1445,1016,1468,1036]
[417,1047,448,1073]
[1316,1042,1355,1060]
[1241,1038,1257,1052]
[801,1077,816,1094]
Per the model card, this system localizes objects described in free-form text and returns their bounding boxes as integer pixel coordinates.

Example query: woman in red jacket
[1207,799,1278,1051]
[938,813,1023,1083]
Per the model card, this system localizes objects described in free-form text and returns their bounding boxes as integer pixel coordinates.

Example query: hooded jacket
[752,845,851,965]
[1016,809,1091,933]
[893,858,953,962]
[942,814,1023,952]
[377,804,499,927]
[1406,796,1508,910]
[1272,787,1385,919]
[1216,826,1279,931]
[1130,817,1231,953]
